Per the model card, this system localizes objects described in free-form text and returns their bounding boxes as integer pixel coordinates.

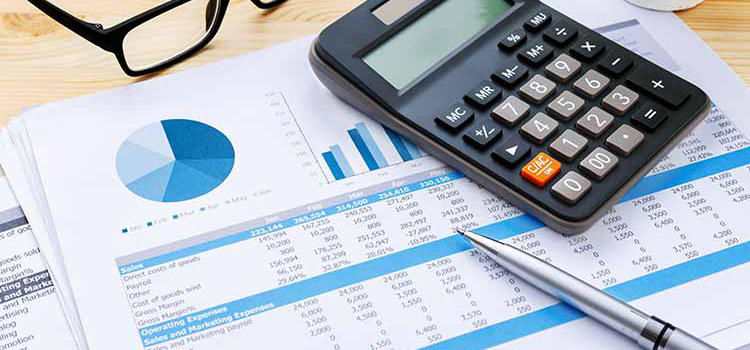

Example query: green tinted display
[364,0,513,89]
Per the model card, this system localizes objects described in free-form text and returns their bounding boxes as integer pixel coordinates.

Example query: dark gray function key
[598,51,634,76]
[499,29,527,51]
[519,41,554,67]
[493,137,532,166]
[544,21,578,46]
[464,80,502,108]
[464,121,502,149]
[524,11,551,32]
[571,35,605,60]
[493,60,529,87]
[435,103,474,131]
[627,65,690,107]
[632,105,668,131]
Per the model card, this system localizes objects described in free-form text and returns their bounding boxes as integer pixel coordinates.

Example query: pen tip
[454,227,468,236]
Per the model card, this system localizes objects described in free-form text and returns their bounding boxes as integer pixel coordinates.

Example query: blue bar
[355,122,389,168]
[330,145,354,177]
[384,127,413,162]
[322,151,345,180]
[348,128,380,170]
[403,138,423,159]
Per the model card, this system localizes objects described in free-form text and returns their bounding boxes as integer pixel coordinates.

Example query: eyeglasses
[27,0,287,76]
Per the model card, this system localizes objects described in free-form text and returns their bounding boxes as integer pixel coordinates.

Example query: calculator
[310,0,710,234]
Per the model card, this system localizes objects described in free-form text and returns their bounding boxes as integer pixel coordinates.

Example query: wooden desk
[0,0,748,121]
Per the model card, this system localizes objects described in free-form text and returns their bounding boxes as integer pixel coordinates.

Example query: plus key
[627,65,690,108]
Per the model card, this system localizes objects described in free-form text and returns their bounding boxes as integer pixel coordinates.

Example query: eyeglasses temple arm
[27,0,107,48]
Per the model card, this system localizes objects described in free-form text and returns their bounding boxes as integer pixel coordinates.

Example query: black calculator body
[310,0,710,234]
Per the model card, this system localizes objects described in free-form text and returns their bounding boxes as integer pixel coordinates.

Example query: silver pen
[457,228,718,350]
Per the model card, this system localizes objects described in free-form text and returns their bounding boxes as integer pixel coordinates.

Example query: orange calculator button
[522,152,561,187]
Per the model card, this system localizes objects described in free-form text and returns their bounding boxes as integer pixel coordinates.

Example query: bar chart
[322,123,424,181]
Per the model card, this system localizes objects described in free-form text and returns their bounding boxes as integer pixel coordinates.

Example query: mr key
[311,0,710,234]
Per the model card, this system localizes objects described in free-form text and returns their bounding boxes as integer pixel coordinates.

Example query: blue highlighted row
[136,146,750,346]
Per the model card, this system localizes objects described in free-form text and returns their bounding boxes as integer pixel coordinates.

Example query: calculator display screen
[363,0,513,89]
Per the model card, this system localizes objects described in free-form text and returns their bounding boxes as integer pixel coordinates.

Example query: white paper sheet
[4,1,750,349]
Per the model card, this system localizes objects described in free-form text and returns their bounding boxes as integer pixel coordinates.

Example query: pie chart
[116,119,235,202]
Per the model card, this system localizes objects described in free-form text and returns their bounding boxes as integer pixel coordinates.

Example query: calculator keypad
[603,85,639,115]
[606,124,644,156]
[550,129,588,161]
[521,113,559,145]
[424,6,706,222]
[464,121,502,149]
[580,148,619,181]
[551,172,592,204]
[520,75,556,104]
[576,107,614,138]
[545,54,581,82]
[573,70,610,98]
[547,91,585,121]
[492,96,530,126]
[519,41,555,66]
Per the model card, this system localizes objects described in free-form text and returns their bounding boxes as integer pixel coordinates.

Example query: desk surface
[0,0,748,122]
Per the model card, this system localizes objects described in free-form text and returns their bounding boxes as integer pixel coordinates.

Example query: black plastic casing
[311,0,710,234]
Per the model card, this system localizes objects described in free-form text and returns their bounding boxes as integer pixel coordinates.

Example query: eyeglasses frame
[27,0,287,76]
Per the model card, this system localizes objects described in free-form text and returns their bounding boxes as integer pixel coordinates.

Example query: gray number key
[520,74,556,104]
[580,147,619,180]
[576,107,614,138]
[548,91,585,121]
[552,171,592,204]
[606,124,644,156]
[603,85,639,115]
[573,69,610,98]
[492,96,530,126]
[550,129,588,161]
[521,113,559,145]
[545,54,582,82]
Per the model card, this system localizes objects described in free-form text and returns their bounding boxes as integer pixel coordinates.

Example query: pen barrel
[661,328,718,350]
[475,242,650,341]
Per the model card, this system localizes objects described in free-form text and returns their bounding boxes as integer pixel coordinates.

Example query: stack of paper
[1,1,749,349]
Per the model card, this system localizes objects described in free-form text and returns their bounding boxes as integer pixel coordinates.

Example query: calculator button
[464,80,502,108]
[548,91,585,121]
[580,148,619,181]
[435,103,474,131]
[493,60,529,87]
[550,130,588,162]
[524,11,551,32]
[464,121,502,149]
[571,35,606,60]
[573,69,610,99]
[626,65,690,107]
[520,75,556,104]
[552,172,592,204]
[499,29,527,51]
[518,41,554,67]
[492,96,530,126]
[603,85,639,115]
[521,113,559,145]
[606,124,644,156]
[522,152,561,187]
[543,21,579,46]
[493,138,531,166]
[576,107,614,138]
[598,51,634,77]
[545,54,582,83]
[631,105,668,131]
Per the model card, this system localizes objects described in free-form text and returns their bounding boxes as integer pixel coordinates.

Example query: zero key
[627,65,690,108]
